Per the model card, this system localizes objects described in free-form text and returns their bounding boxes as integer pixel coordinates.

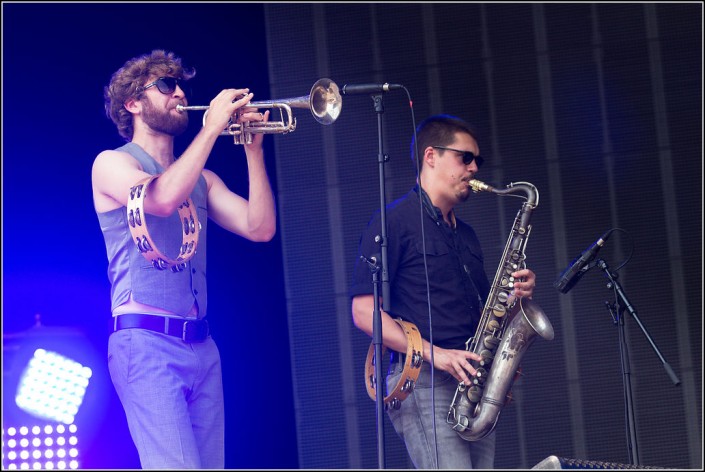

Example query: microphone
[554,231,611,294]
[341,83,403,95]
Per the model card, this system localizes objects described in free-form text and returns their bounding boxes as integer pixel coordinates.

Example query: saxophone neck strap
[364,318,424,410]
[127,174,200,272]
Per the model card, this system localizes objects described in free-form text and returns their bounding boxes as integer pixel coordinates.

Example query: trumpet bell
[308,78,342,125]
[260,78,341,125]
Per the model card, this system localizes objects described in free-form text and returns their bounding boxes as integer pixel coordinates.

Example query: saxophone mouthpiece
[468,179,494,193]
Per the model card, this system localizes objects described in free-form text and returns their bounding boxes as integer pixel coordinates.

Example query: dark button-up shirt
[350,187,490,349]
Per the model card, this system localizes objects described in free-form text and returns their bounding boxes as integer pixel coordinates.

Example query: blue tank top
[96,142,208,317]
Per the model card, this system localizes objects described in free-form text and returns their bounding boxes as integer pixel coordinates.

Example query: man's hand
[430,346,483,384]
[239,108,270,149]
[511,268,536,299]
[203,88,254,136]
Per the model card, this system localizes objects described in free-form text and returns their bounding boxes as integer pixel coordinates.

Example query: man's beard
[456,182,471,203]
[141,99,189,136]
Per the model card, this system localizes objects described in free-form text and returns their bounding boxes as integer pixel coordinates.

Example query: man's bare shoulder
[92,149,142,176]
[94,148,135,164]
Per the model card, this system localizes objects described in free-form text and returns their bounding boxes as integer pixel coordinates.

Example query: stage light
[3,316,108,469]
[14,349,93,424]
[2,423,82,470]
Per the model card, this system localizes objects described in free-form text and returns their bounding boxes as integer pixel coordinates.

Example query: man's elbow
[352,310,362,330]
[351,298,370,332]
[249,224,276,242]
[148,199,181,218]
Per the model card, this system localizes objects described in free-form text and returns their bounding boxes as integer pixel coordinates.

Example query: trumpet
[176,78,342,144]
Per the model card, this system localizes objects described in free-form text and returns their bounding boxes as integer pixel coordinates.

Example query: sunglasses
[141,76,187,95]
[432,145,484,168]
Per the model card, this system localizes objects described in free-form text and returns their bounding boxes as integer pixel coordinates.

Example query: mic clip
[360,254,380,272]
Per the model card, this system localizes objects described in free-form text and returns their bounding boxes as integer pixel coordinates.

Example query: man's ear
[423,146,436,169]
[123,97,140,114]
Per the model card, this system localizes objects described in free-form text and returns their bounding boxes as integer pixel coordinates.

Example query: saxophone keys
[467,385,482,403]
[453,415,470,431]
[487,319,501,331]
[483,335,500,350]
[479,349,495,365]
[492,304,506,318]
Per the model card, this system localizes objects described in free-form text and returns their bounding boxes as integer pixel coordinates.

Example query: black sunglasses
[142,77,187,95]
[432,145,484,168]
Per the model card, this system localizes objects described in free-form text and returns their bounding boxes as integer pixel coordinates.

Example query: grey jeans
[386,359,496,469]
[108,328,224,469]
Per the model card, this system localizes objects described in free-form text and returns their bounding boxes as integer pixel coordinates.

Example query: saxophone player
[350,114,536,469]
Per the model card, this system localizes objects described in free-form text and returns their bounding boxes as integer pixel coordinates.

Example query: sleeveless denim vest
[97,142,208,317]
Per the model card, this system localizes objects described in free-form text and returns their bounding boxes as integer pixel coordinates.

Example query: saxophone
[447,179,555,441]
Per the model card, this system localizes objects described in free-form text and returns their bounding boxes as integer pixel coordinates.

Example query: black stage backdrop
[262,2,702,470]
[2,2,702,470]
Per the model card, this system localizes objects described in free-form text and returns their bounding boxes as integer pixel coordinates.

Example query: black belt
[113,314,209,343]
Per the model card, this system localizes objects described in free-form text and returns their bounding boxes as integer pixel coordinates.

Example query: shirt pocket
[413,239,455,283]
[415,238,449,257]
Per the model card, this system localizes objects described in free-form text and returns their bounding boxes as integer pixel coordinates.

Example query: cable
[403,87,440,469]
[605,228,633,272]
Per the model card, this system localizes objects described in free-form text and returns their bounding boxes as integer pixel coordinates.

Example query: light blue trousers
[386,360,496,469]
[108,329,224,469]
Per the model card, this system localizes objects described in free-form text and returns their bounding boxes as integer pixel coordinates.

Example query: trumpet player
[92,49,276,469]
[351,115,536,469]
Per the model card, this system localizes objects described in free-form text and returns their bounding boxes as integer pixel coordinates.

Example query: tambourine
[127,175,199,272]
[365,318,424,410]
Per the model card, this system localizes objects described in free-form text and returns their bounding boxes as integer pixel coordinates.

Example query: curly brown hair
[104,49,196,141]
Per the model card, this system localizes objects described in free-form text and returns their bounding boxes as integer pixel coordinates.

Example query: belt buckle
[182,319,208,342]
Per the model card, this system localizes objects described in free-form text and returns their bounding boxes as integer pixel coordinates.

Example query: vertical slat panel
[264,3,701,469]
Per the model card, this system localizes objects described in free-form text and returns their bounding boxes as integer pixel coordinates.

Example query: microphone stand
[364,253,386,470]
[596,258,680,466]
[365,92,391,469]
